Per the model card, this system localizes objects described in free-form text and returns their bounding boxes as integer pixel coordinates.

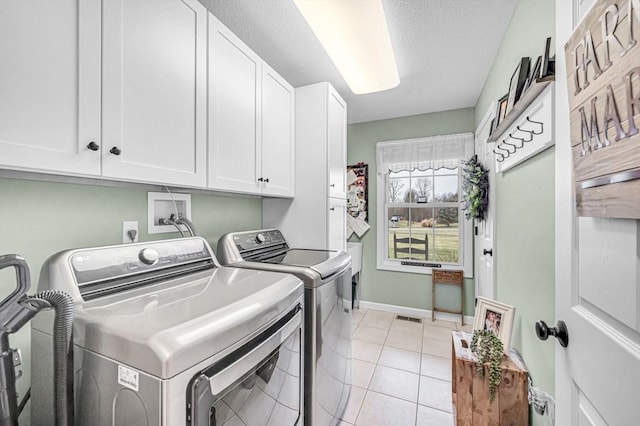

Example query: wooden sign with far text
[565,0,640,218]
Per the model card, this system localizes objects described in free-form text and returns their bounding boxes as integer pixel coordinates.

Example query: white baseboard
[358,300,474,325]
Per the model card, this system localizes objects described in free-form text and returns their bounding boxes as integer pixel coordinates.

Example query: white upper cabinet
[0,0,207,187]
[327,88,347,199]
[208,14,261,194]
[101,0,207,187]
[0,0,101,176]
[1,2,293,195]
[261,64,295,197]
[263,82,347,251]
[208,14,294,197]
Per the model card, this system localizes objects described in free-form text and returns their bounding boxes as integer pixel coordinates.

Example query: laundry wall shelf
[488,79,555,173]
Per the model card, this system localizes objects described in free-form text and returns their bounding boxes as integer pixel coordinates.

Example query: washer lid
[259,249,351,280]
[259,248,337,266]
[71,267,303,379]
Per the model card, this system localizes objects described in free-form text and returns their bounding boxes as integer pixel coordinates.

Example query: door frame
[554,1,575,421]
[474,103,497,301]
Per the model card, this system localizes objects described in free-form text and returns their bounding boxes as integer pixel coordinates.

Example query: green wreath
[462,156,489,221]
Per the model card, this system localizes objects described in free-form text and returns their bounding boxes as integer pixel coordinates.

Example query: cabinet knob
[264,178,269,183]
[483,248,493,256]
[330,184,336,188]
[86,141,100,151]
[109,146,121,156]
[258,177,264,182]
[329,207,335,211]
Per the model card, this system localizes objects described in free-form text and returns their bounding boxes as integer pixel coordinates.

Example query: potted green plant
[470,329,504,402]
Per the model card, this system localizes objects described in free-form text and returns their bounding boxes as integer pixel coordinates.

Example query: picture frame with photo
[541,36,552,77]
[523,55,542,94]
[473,296,515,353]
[506,57,531,116]
[495,93,509,127]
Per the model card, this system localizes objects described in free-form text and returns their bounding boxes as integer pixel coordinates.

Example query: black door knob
[483,248,493,256]
[86,141,100,151]
[536,320,569,347]
[109,146,121,156]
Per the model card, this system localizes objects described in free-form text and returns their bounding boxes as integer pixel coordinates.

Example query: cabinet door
[208,14,262,194]
[261,64,294,197]
[327,88,347,198]
[0,0,100,176]
[328,197,347,252]
[102,0,207,187]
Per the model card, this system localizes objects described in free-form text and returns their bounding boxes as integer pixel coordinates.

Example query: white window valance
[376,132,474,174]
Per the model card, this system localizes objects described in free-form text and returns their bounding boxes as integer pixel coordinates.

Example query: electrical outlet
[122,221,139,243]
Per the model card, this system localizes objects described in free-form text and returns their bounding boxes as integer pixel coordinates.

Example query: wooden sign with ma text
[565,0,640,218]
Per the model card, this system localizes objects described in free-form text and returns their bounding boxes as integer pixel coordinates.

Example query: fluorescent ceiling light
[294,0,400,95]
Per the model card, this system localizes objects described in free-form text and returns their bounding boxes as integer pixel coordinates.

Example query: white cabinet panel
[102,0,207,187]
[208,14,261,194]
[328,89,347,198]
[0,0,100,175]
[261,65,294,197]
[328,198,347,252]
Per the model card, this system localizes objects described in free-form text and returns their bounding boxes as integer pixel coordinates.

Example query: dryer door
[187,306,303,426]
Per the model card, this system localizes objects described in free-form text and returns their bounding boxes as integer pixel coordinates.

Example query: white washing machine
[31,237,304,426]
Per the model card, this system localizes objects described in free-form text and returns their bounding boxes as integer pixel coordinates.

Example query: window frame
[376,142,473,278]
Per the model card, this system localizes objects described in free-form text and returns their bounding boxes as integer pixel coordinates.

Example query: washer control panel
[232,230,286,252]
[71,238,212,285]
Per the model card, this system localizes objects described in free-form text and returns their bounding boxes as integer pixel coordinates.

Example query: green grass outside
[388,221,459,263]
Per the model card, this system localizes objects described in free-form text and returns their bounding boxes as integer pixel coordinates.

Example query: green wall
[0,175,262,423]
[475,0,556,420]
[347,108,476,316]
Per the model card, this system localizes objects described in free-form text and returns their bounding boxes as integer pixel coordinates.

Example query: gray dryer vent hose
[26,290,74,426]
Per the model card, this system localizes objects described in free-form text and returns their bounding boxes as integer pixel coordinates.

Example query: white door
[474,105,496,300]
[0,0,100,176]
[261,64,294,197]
[208,13,262,194]
[102,0,207,187]
[555,1,640,424]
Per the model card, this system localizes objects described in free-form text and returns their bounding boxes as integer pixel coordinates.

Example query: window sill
[377,260,472,278]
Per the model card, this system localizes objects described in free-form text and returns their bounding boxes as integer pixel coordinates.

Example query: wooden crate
[451,331,528,426]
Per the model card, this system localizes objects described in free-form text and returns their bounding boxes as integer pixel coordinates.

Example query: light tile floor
[340,308,472,426]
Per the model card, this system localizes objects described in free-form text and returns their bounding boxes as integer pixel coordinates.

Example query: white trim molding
[359,300,474,325]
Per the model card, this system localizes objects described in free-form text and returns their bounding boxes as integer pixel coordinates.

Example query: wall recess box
[148,192,192,234]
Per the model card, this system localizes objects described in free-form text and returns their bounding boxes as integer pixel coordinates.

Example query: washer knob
[255,233,266,244]
[138,248,159,265]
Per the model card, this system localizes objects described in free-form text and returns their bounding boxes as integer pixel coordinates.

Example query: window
[376,133,473,276]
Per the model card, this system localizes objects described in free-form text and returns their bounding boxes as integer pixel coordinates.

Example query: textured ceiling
[199,0,519,124]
